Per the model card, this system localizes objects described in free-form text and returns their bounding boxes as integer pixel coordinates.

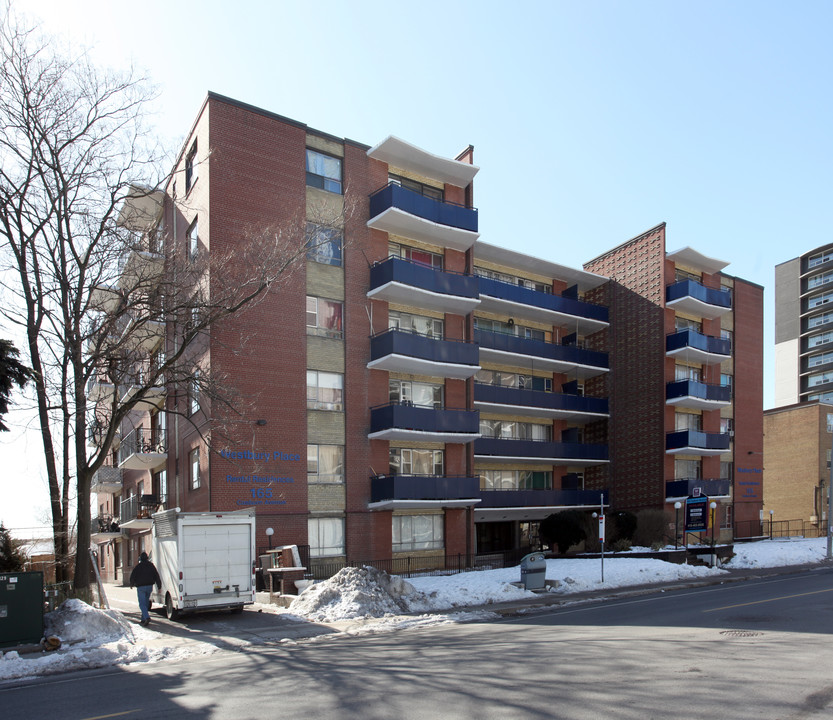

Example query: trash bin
[0,571,44,648]
[519,553,547,590]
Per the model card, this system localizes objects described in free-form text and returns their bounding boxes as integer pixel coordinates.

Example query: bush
[633,509,670,548]
[540,510,588,554]
[611,511,637,542]
[611,538,632,553]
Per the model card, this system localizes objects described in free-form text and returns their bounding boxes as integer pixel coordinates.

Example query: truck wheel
[230,606,243,615]
[164,593,180,621]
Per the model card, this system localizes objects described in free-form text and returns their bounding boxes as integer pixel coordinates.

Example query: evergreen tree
[0,523,26,572]
[0,339,29,432]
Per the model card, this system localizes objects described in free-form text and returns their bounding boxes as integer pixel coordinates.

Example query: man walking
[129,551,161,626]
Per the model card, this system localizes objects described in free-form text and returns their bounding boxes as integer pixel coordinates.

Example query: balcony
[474,437,609,466]
[90,514,122,542]
[666,280,732,320]
[87,422,120,450]
[370,475,481,505]
[666,329,731,365]
[120,382,166,412]
[665,430,730,456]
[367,256,480,314]
[368,329,480,379]
[367,183,479,252]
[665,380,731,410]
[91,465,123,494]
[118,247,164,292]
[477,277,608,334]
[665,478,731,501]
[119,314,165,353]
[475,329,608,380]
[473,488,609,522]
[118,427,167,470]
[367,136,480,187]
[86,374,116,405]
[119,494,159,530]
[473,384,609,421]
[368,403,480,442]
[90,284,122,314]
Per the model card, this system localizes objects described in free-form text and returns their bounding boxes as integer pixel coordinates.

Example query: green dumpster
[0,571,44,648]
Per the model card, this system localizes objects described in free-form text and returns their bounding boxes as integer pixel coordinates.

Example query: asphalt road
[4,566,833,719]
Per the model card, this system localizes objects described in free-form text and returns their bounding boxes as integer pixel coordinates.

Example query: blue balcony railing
[477,488,609,508]
[474,384,609,415]
[666,329,731,356]
[369,182,478,232]
[666,380,732,403]
[371,475,480,503]
[665,478,731,499]
[369,256,479,299]
[665,430,730,452]
[370,403,480,435]
[478,276,608,324]
[475,329,608,370]
[370,328,479,367]
[666,280,732,310]
[474,437,609,462]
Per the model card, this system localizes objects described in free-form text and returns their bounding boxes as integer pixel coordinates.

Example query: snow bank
[44,598,136,645]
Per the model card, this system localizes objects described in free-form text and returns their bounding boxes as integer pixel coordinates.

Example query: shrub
[611,511,637,541]
[540,510,588,554]
[633,509,670,548]
[611,538,632,553]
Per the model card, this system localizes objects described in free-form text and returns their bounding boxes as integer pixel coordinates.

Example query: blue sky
[4,0,831,530]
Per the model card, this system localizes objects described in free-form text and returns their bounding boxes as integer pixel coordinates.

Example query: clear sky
[3,0,831,532]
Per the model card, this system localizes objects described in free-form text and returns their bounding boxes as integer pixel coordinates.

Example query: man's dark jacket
[130,558,161,588]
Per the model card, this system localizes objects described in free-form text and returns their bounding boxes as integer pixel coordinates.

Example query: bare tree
[0,7,320,591]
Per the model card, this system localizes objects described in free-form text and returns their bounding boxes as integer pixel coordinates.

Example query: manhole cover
[720,630,763,638]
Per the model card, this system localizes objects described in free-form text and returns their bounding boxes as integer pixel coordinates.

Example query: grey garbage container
[519,553,547,590]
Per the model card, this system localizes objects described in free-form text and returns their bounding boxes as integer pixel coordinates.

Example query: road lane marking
[704,587,833,612]
[81,712,139,720]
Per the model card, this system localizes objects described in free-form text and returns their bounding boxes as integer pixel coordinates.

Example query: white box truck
[151,508,256,620]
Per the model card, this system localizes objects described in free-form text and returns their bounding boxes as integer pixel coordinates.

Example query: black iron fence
[734,518,825,541]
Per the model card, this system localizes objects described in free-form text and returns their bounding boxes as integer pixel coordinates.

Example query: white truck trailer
[151,508,256,619]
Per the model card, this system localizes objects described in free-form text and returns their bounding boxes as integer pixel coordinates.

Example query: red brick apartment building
[89,94,763,582]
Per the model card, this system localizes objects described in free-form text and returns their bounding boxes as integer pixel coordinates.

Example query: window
[392,514,443,552]
[808,370,833,388]
[721,504,733,530]
[308,517,344,557]
[187,372,200,416]
[305,149,342,194]
[720,461,733,479]
[808,391,833,402]
[389,310,443,339]
[185,141,198,193]
[479,470,552,490]
[675,364,702,382]
[808,330,833,348]
[187,217,199,262]
[307,444,344,483]
[720,417,734,434]
[720,329,733,350]
[189,448,200,490]
[473,316,552,342]
[306,297,343,338]
[674,459,701,479]
[675,317,702,333]
[389,448,444,476]
[675,412,702,432]
[720,373,733,388]
[809,250,833,269]
[388,174,443,201]
[474,369,552,392]
[306,371,343,411]
[474,266,552,294]
[155,469,168,505]
[389,379,443,408]
[306,223,343,266]
[808,271,833,290]
[808,311,833,330]
[675,268,701,283]
[808,291,833,310]
[479,419,552,441]
[808,351,833,368]
[389,242,443,270]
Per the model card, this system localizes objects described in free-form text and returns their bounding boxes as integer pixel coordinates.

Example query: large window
[809,291,833,310]
[675,364,702,382]
[307,371,343,411]
[389,379,443,408]
[188,372,200,416]
[809,330,833,348]
[808,370,833,388]
[675,317,702,333]
[307,444,344,483]
[189,448,200,490]
[479,470,552,490]
[306,223,343,266]
[474,266,552,294]
[388,173,443,201]
[306,149,342,194]
[308,517,344,557]
[389,448,444,476]
[809,249,833,269]
[187,217,199,262]
[809,271,833,290]
[808,311,833,330]
[674,458,701,479]
[473,317,551,342]
[389,310,443,338]
[479,419,551,441]
[155,469,168,505]
[392,514,443,552]
[388,242,443,270]
[306,297,343,338]
[808,351,833,368]
[675,412,702,432]
[475,369,552,392]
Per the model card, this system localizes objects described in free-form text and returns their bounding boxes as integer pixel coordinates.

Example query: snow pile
[44,598,136,645]
[289,566,435,621]
[726,536,827,568]
[0,599,216,681]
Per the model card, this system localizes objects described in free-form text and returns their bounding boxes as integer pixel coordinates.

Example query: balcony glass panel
[666,279,732,309]
[370,329,479,367]
[369,182,478,232]
[474,384,609,415]
[474,437,608,462]
[474,329,608,370]
[369,256,479,299]
[478,276,608,323]
[665,478,731,498]
[666,380,732,403]
[665,430,730,452]
[370,475,480,503]
[370,403,480,435]
[666,329,731,356]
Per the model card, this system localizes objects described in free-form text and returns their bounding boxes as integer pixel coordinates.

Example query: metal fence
[735,518,824,541]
